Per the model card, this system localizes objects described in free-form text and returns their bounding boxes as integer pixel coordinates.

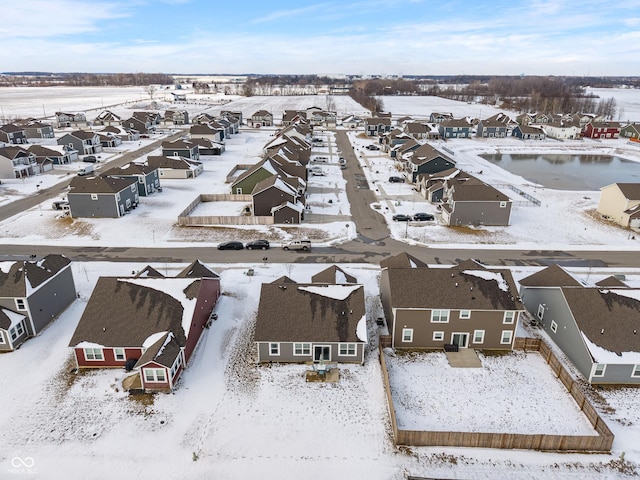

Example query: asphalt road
[1,128,638,268]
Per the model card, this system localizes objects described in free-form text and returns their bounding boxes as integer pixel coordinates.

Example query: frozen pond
[481,153,640,190]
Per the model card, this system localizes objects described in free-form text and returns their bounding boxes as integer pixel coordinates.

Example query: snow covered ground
[2,87,640,479]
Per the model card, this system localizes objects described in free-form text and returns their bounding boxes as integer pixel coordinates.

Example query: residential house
[121,112,156,135]
[161,139,200,160]
[516,112,554,125]
[163,110,189,126]
[440,177,513,226]
[220,110,243,127]
[282,110,306,127]
[429,112,453,123]
[340,115,364,129]
[101,162,161,196]
[231,158,287,195]
[67,175,139,218]
[438,118,473,139]
[405,122,434,140]
[402,143,456,183]
[476,118,509,138]
[191,113,217,125]
[417,168,473,203]
[271,201,304,224]
[93,110,122,126]
[189,124,224,143]
[0,124,28,144]
[365,116,392,137]
[55,112,88,128]
[0,255,76,352]
[380,258,523,350]
[99,125,140,142]
[310,111,337,128]
[391,137,421,159]
[68,260,221,393]
[582,122,621,139]
[519,265,640,385]
[57,130,103,155]
[252,175,304,221]
[254,277,367,364]
[512,124,546,140]
[98,133,122,148]
[19,120,55,139]
[597,183,640,229]
[249,110,274,128]
[190,137,225,156]
[542,120,582,140]
[311,265,357,284]
[0,146,38,178]
[27,144,77,166]
[620,123,640,141]
[147,155,203,179]
[381,129,413,155]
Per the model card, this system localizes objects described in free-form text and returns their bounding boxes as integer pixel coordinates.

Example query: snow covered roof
[0,254,71,298]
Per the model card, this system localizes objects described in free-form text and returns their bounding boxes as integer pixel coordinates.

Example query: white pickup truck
[282,239,311,251]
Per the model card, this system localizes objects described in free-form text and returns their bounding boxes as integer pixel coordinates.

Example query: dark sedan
[413,212,435,221]
[217,241,244,250]
[392,214,412,222]
[246,239,270,250]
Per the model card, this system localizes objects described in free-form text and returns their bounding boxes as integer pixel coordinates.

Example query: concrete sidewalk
[445,349,483,368]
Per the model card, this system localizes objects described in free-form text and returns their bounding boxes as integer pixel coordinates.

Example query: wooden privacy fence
[177,194,275,226]
[379,339,614,452]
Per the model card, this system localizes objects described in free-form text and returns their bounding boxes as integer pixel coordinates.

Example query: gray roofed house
[254,279,367,364]
[438,118,473,138]
[101,162,161,196]
[519,264,640,384]
[0,146,38,178]
[27,144,77,165]
[19,120,55,139]
[0,124,28,145]
[403,143,456,183]
[440,178,513,226]
[161,139,200,160]
[311,265,357,284]
[147,155,203,179]
[67,175,139,218]
[0,254,76,352]
[380,252,429,269]
[380,260,523,350]
[69,263,221,393]
[57,130,103,155]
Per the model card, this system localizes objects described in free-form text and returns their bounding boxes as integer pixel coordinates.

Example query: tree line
[0,72,173,87]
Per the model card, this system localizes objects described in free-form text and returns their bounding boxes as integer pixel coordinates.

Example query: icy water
[480,153,640,190]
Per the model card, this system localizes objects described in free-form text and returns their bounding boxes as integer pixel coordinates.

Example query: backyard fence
[379,338,614,452]
[177,194,274,226]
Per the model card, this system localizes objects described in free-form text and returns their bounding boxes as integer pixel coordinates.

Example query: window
[500,330,513,345]
[269,343,280,355]
[459,310,471,320]
[114,348,125,361]
[91,194,98,200]
[402,328,414,343]
[593,364,606,377]
[15,299,26,311]
[433,331,444,341]
[131,185,137,192]
[550,321,558,333]
[144,368,166,383]
[632,365,640,378]
[170,356,182,378]
[84,347,103,361]
[9,321,25,341]
[537,304,545,320]
[473,330,485,344]
[293,343,311,356]
[503,311,515,324]
[431,310,449,323]
[339,343,357,356]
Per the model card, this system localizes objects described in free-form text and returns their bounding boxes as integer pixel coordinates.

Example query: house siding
[74,346,144,368]
[256,342,364,364]
[411,159,456,183]
[253,188,296,217]
[27,264,77,334]
[392,308,516,350]
[447,200,512,226]
[233,170,274,195]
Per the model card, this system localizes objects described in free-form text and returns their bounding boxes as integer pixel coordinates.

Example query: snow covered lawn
[385,349,597,435]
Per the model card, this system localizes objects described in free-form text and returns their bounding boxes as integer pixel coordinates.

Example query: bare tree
[145,84,157,100]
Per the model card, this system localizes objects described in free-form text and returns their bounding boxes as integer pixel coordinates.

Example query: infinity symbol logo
[11,457,35,468]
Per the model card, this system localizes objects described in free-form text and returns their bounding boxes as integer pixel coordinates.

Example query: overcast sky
[3,0,639,76]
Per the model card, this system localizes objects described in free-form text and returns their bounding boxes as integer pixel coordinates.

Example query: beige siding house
[597,183,640,229]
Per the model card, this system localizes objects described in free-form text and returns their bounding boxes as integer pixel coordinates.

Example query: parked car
[312,138,323,143]
[77,164,95,176]
[389,176,405,183]
[311,169,326,176]
[246,239,270,250]
[83,155,98,163]
[217,241,244,250]
[283,239,311,251]
[52,200,69,210]
[365,145,380,150]
[413,212,435,221]
[313,157,328,163]
[338,157,346,164]
[392,214,412,222]
[340,164,347,170]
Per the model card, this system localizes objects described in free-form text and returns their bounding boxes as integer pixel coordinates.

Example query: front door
[451,333,469,348]
[313,345,331,362]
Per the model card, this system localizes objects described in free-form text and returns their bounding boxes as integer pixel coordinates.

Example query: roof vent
[470,287,473,291]
[103,327,106,332]
[601,329,605,334]
[455,282,458,287]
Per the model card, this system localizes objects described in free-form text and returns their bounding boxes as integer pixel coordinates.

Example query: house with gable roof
[365,116,392,136]
[430,112,453,123]
[93,110,122,126]
[67,175,139,218]
[440,176,513,226]
[101,162,161,196]
[254,272,367,364]
[99,125,140,142]
[55,112,88,128]
[512,124,546,140]
[231,158,285,195]
[620,123,640,140]
[252,175,304,220]
[189,137,225,156]
[380,257,523,351]
[161,138,200,160]
[0,146,39,178]
[311,265,357,284]
[19,120,55,140]
[27,144,77,165]
[57,130,103,155]
[68,260,221,393]
[519,264,640,384]
[0,254,76,352]
[582,121,621,139]
[249,110,274,128]
[438,118,473,139]
[189,123,224,143]
[0,124,28,145]
[147,155,203,179]
[597,183,640,229]
[402,143,456,183]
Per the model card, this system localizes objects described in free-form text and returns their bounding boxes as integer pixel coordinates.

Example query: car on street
[388,176,405,183]
[392,214,412,222]
[365,145,380,150]
[246,239,270,250]
[283,239,311,251]
[413,212,435,221]
[217,241,244,250]
[313,156,328,163]
[83,156,98,163]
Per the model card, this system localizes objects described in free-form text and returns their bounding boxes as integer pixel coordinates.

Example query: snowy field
[386,349,597,434]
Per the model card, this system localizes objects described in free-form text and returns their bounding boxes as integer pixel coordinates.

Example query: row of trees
[0,72,173,87]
